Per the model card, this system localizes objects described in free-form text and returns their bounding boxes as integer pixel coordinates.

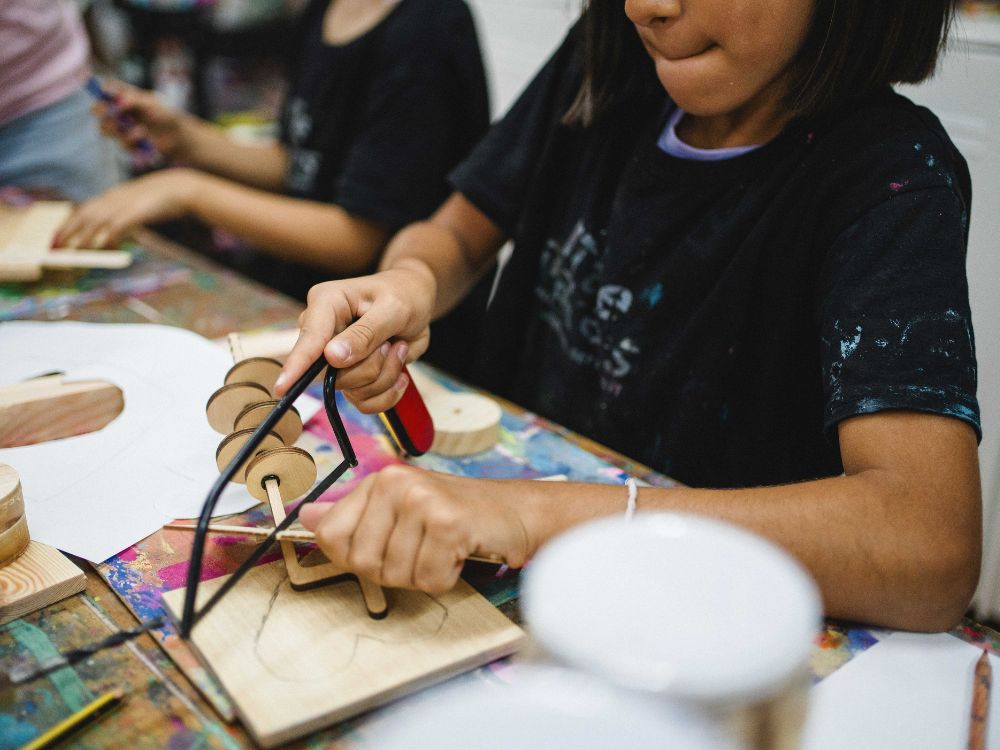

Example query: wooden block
[0,376,123,448]
[0,541,87,625]
[0,201,132,281]
[162,561,525,748]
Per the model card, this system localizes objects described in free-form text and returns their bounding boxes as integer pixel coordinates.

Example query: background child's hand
[298,466,531,593]
[275,265,437,412]
[56,168,200,249]
[93,80,188,159]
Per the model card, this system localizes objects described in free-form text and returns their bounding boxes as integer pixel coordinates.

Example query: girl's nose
[624,0,682,27]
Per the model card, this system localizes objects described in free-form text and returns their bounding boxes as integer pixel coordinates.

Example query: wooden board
[0,540,87,625]
[0,375,124,448]
[0,201,131,281]
[163,561,526,748]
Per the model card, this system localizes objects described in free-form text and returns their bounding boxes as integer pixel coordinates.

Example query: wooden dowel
[40,250,132,269]
[164,522,508,565]
[969,649,992,750]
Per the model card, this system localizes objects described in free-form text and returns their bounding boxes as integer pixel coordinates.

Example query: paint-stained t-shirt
[450,28,979,489]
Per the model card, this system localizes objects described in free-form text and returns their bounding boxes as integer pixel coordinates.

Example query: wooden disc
[206,382,271,434]
[0,465,29,566]
[224,358,284,395]
[216,429,286,484]
[234,400,304,445]
[427,393,502,456]
[244,447,317,504]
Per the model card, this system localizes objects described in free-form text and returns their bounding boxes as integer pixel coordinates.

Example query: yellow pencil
[21,689,124,750]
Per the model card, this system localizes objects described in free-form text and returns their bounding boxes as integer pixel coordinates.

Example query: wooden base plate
[163,561,525,748]
[0,541,86,625]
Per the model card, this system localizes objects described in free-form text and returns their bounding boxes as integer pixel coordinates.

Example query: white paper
[801,631,999,750]
[0,321,264,561]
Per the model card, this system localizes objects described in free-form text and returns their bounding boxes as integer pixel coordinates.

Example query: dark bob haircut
[564,0,957,125]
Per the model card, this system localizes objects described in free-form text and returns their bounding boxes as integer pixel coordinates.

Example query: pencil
[969,649,991,750]
[21,689,124,750]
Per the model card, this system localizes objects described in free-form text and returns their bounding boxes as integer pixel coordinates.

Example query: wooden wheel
[234,400,304,445]
[224,358,284,395]
[206,382,270,434]
[244,447,317,504]
[216,429,286,483]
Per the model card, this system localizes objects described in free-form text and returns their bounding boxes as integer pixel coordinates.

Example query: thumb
[298,503,328,530]
[323,301,409,368]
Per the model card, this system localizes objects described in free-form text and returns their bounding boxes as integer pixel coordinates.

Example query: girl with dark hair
[278,0,980,632]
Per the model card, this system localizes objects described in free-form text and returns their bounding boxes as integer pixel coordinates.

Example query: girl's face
[624,0,814,121]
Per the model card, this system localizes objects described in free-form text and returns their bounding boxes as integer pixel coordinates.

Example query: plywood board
[163,561,525,748]
[0,541,87,625]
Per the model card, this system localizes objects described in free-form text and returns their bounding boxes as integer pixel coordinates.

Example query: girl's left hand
[298,465,533,593]
[56,168,200,249]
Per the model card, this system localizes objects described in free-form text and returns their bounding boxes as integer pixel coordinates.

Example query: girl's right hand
[93,81,188,159]
[275,265,437,413]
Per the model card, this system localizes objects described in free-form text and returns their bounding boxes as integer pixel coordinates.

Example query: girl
[279,0,981,632]
[55,0,489,301]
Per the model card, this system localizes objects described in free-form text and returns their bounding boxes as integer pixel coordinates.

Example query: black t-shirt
[227,0,490,302]
[451,28,979,489]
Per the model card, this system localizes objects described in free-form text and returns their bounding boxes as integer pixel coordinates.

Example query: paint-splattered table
[1,231,998,749]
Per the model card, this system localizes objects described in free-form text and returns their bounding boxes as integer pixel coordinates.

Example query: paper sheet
[0,321,299,562]
[801,631,999,750]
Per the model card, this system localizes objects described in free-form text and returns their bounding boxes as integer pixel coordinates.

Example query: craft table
[1,232,998,750]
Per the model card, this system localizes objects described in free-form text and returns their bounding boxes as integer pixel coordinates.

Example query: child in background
[56,0,489,302]
[280,0,982,633]
[0,1,116,201]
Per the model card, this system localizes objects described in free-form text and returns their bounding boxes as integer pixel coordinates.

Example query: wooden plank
[0,540,87,625]
[0,201,132,281]
[163,561,525,748]
[0,376,124,448]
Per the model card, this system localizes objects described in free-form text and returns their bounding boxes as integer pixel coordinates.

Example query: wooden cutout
[224,358,283,395]
[0,201,132,281]
[0,376,123,448]
[233,400,303,445]
[162,560,525,748]
[215,429,285,483]
[0,465,85,624]
[205,382,271,434]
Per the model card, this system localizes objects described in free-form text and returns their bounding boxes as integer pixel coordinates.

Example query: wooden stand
[0,465,85,625]
[163,560,524,748]
[0,201,132,281]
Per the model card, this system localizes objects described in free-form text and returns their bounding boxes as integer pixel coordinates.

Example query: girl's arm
[299,410,981,633]
[57,168,387,275]
[95,81,288,191]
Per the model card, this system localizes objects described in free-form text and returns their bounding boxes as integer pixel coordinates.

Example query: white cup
[522,512,823,750]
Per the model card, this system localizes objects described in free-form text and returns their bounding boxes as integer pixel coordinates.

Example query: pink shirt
[0,1,90,127]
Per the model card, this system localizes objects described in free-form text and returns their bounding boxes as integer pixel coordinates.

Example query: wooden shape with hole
[215,429,285,483]
[244,447,317,505]
[206,382,270,434]
[224,357,284,395]
[234,400,303,445]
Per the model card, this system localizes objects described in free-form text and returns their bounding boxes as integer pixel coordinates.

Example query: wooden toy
[0,375,123,448]
[160,353,524,747]
[0,201,131,282]
[0,465,86,625]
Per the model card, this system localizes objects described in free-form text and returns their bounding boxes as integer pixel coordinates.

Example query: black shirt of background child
[451,28,979,489]
[224,0,489,304]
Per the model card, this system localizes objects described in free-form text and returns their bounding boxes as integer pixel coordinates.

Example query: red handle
[381,365,434,456]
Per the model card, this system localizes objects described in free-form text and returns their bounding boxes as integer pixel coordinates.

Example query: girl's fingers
[304,476,375,567]
[335,341,391,392]
[351,370,409,415]
[343,489,398,582]
[380,510,425,588]
[412,530,464,594]
[340,342,407,403]
[323,297,409,369]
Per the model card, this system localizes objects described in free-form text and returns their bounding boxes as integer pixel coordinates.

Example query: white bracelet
[624,477,638,520]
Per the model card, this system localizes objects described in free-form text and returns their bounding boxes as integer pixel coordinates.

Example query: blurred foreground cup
[522,513,822,750]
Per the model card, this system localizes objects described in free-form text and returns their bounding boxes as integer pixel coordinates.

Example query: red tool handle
[381,365,434,456]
